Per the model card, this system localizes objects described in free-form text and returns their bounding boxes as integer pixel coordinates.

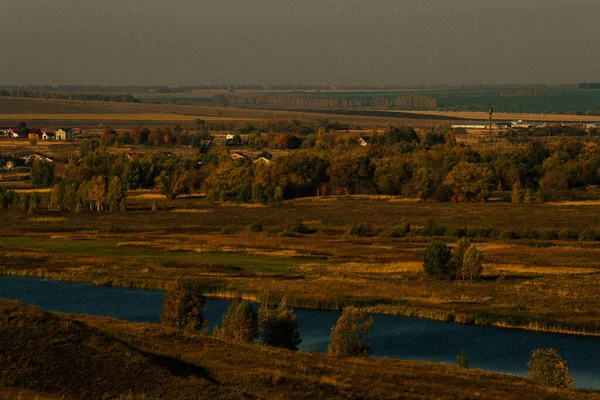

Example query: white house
[42,131,56,140]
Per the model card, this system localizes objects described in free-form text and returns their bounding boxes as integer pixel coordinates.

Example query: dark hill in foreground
[1,299,598,400]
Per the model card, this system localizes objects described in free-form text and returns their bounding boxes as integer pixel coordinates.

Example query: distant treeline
[214,94,438,109]
[500,90,549,97]
[0,89,140,103]
[577,83,600,89]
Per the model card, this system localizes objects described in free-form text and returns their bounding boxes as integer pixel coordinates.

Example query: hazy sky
[2,0,599,86]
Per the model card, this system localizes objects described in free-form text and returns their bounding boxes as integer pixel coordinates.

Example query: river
[1,276,598,389]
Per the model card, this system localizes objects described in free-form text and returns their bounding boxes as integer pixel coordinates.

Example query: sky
[1,0,599,86]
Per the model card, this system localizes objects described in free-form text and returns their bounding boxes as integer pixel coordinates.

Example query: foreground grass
[2,198,600,335]
[1,299,597,400]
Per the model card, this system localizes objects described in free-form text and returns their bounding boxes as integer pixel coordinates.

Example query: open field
[0,97,472,129]
[389,110,600,123]
[2,299,596,400]
[3,197,600,335]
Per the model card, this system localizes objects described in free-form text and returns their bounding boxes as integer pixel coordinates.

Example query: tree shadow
[147,352,218,384]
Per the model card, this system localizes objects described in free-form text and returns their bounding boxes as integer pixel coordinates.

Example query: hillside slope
[1,299,598,400]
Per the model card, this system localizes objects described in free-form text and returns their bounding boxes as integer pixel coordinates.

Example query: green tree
[155,167,192,200]
[107,176,126,211]
[161,279,206,331]
[258,294,301,350]
[214,299,258,344]
[30,159,55,188]
[443,162,493,202]
[422,241,455,280]
[461,245,484,280]
[526,348,574,389]
[328,306,374,357]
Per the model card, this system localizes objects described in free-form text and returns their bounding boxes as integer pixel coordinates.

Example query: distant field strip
[0,113,256,121]
[386,110,600,122]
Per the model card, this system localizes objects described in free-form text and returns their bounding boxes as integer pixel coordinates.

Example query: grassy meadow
[1,299,597,400]
[3,196,600,335]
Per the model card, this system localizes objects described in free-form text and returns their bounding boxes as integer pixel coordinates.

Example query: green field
[155,88,600,114]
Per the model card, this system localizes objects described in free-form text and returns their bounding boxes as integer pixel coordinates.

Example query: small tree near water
[161,279,206,331]
[328,306,374,357]
[526,348,574,389]
[258,294,301,350]
[214,299,258,344]
[422,241,455,279]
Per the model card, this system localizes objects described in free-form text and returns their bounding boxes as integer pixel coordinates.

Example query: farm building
[42,131,56,140]
[495,122,512,129]
[27,129,43,140]
[253,157,271,165]
[451,123,487,129]
[26,153,54,164]
[5,128,28,139]
[231,152,250,161]
[55,128,75,140]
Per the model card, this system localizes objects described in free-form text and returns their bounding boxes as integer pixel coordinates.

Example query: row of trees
[30,128,600,205]
[422,239,484,280]
[161,280,373,356]
[49,176,126,212]
[216,93,438,109]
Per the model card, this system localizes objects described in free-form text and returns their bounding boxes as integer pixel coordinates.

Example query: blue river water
[1,276,599,389]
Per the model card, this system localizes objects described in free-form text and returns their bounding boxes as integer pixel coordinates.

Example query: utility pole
[488,107,494,147]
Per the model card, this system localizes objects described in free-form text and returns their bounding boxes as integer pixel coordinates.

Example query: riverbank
[2,298,597,400]
[2,198,600,337]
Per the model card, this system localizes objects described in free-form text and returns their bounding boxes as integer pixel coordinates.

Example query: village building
[253,157,271,165]
[42,131,56,140]
[55,128,75,140]
[231,151,250,161]
[27,129,43,140]
[5,128,28,139]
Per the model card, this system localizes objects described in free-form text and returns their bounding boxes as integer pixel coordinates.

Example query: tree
[526,348,574,389]
[107,176,126,211]
[443,162,493,202]
[328,306,374,357]
[161,279,206,331]
[258,294,301,350]
[155,167,192,200]
[214,299,258,344]
[30,159,55,188]
[461,245,484,280]
[422,241,455,279]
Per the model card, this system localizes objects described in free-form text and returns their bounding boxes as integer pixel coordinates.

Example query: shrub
[499,229,520,240]
[461,245,484,280]
[558,228,579,240]
[579,228,598,241]
[422,241,455,280]
[258,294,301,350]
[246,221,263,233]
[347,223,372,237]
[265,225,284,236]
[161,279,206,331]
[214,299,258,344]
[220,226,237,234]
[538,228,559,240]
[526,348,574,389]
[456,350,469,368]
[388,217,411,238]
[285,221,313,235]
[328,306,374,358]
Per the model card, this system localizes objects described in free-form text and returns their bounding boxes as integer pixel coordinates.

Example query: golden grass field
[3,195,600,336]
